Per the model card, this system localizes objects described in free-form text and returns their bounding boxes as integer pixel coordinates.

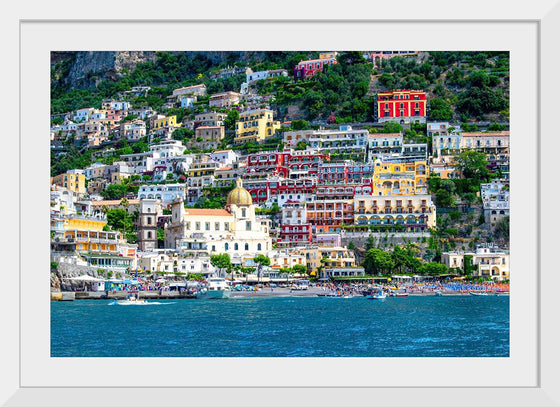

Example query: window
[225,243,229,250]
[241,208,246,217]
[212,245,216,252]
[205,222,210,230]
[147,217,152,225]
[196,222,200,230]
[215,222,220,231]
[147,231,152,239]
[245,243,249,251]
[257,243,262,251]
[246,221,251,230]
[234,243,239,250]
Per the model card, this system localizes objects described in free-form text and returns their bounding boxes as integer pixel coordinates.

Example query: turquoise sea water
[51,295,509,357]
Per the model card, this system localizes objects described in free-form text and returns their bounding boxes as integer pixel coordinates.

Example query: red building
[294,57,337,80]
[245,151,289,179]
[286,150,330,177]
[244,177,317,204]
[376,89,427,124]
[307,161,375,234]
[245,149,330,180]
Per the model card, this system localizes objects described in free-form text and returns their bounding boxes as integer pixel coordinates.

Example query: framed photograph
[6,0,558,405]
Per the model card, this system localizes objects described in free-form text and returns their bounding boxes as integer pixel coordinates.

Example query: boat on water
[469,291,490,296]
[366,289,387,300]
[434,291,443,296]
[390,292,409,297]
[197,277,231,299]
[113,294,149,305]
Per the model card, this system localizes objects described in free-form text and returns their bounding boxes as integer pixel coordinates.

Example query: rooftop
[462,131,510,137]
[184,209,233,217]
[90,199,140,206]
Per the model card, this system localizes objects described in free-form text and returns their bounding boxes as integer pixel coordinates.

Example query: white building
[120,152,155,174]
[110,101,131,111]
[121,120,147,142]
[73,108,93,123]
[210,149,238,166]
[138,184,187,203]
[165,179,272,265]
[149,140,186,158]
[442,244,510,281]
[138,251,214,276]
[195,112,228,127]
[367,133,403,161]
[480,180,510,225]
[307,126,369,158]
[429,122,462,160]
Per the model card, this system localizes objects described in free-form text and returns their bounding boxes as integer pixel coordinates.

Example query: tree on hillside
[105,208,134,235]
[454,150,491,182]
[429,98,453,121]
[291,119,311,130]
[101,184,129,200]
[224,109,239,131]
[494,216,510,241]
[381,122,403,134]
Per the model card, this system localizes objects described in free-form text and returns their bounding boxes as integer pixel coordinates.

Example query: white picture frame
[5,0,558,404]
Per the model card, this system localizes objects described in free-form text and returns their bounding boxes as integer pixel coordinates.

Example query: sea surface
[51,295,509,357]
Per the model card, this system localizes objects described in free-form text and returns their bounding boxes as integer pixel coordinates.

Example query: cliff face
[51,51,271,90]
[51,51,158,89]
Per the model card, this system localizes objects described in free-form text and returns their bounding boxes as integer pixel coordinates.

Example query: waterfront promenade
[51,281,508,301]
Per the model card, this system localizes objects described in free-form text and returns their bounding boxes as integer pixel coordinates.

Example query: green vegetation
[100,181,139,200]
[193,184,235,209]
[210,253,232,275]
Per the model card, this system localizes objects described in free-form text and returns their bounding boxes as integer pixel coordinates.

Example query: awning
[67,275,104,282]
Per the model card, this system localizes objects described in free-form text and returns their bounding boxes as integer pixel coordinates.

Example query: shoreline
[51,287,508,301]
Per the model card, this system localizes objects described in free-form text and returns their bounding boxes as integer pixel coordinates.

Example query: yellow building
[153,115,178,130]
[234,109,281,144]
[295,246,358,275]
[354,194,436,231]
[372,158,428,196]
[51,214,122,254]
[51,172,86,194]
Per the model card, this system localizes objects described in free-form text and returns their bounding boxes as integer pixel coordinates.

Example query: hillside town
[50,51,510,294]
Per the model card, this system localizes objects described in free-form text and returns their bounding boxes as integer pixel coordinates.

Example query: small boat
[197,277,231,299]
[390,292,409,297]
[366,289,387,300]
[434,291,443,296]
[114,294,149,305]
[469,291,490,296]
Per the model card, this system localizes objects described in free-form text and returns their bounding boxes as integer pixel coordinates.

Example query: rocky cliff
[51,51,158,89]
[51,51,271,90]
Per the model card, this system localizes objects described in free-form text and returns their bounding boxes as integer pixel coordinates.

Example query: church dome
[227,178,252,206]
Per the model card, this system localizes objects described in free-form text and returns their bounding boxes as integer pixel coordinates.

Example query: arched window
[257,243,262,251]
[234,243,239,250]
[245,243,249,251]
[242,208,246,217]
[225,243,229,251]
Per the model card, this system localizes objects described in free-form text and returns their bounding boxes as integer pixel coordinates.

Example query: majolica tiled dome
[227,178,252,206]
